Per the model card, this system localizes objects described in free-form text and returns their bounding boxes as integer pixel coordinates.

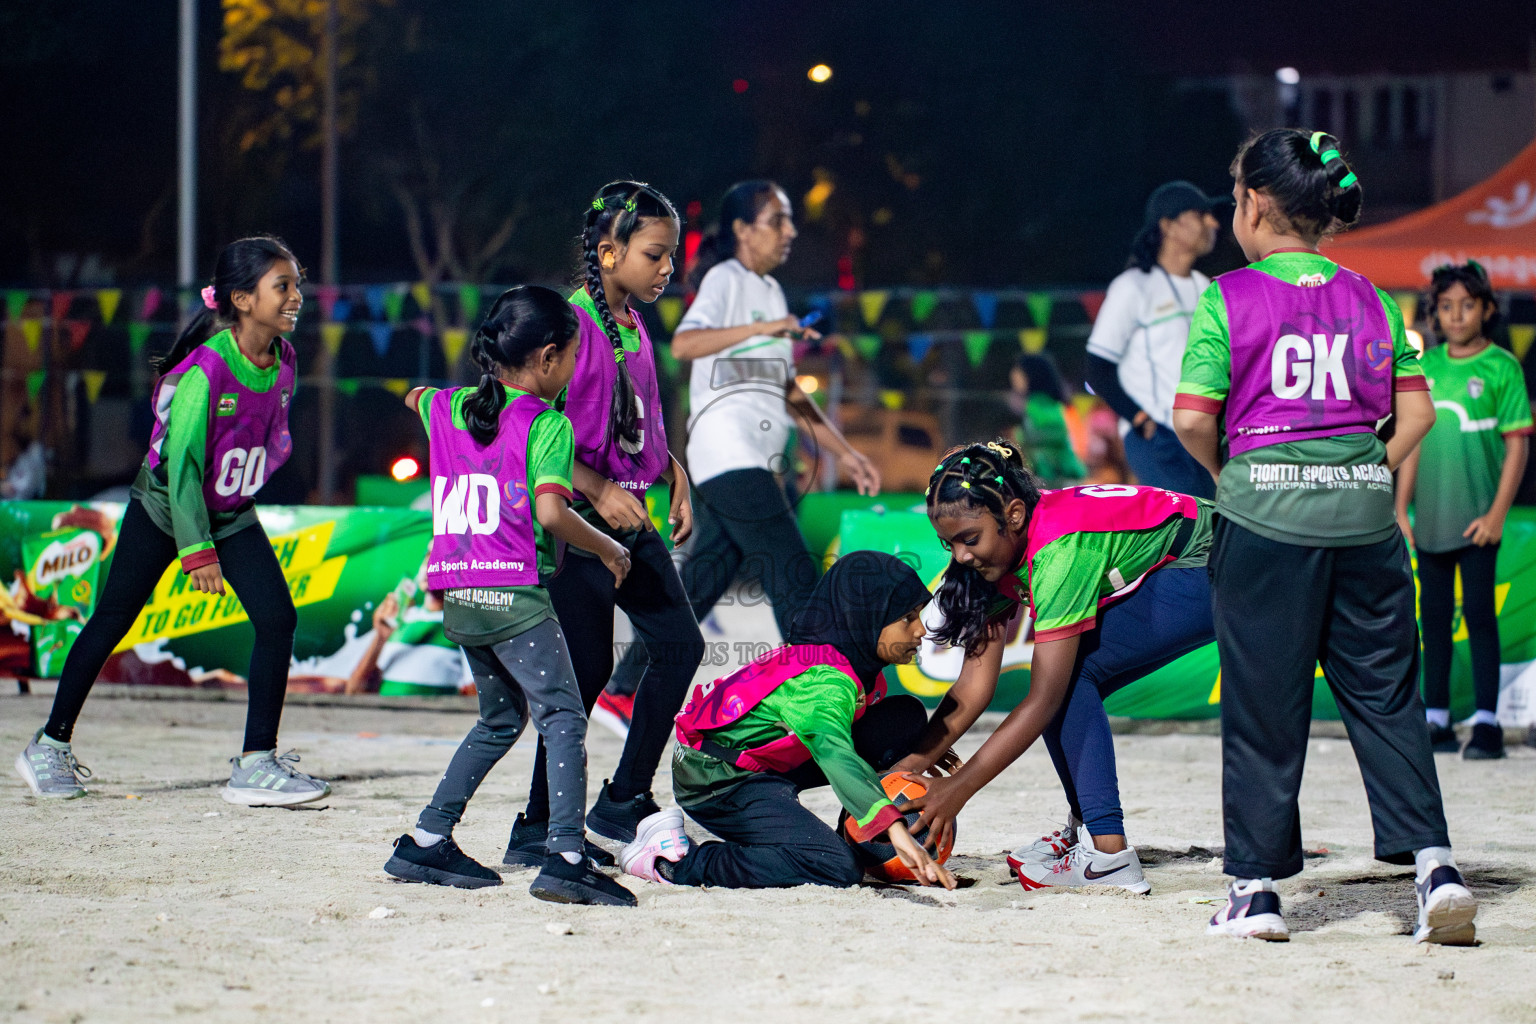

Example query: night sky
[2,0,1533,289]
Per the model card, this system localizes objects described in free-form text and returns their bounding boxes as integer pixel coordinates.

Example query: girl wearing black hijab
[618,551,956,889]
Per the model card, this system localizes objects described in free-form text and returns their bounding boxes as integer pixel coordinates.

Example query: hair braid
[925,439,1043,654]
[581,195,643,447]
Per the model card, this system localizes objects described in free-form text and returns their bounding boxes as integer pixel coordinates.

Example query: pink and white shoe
[1006,814,1081,873]
[620,808,689,883]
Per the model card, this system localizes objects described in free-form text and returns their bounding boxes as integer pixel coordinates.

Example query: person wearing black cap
[1085,181,1221,498]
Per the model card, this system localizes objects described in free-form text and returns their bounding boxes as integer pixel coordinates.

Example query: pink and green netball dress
[132,330,296,572]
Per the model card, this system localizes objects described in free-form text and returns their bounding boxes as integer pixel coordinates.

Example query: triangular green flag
[910,290,938,324]
[383,288,405,324]
[458,284,482,326]
[1025,292,1053,329]
[26,370,45,401]
[5,290,28,321]
[963,330,992,367]
[97,289,123,325]
[854,333,882,361]
[336,378,361,397]
[128,322,152,358]
[859,290,888,327]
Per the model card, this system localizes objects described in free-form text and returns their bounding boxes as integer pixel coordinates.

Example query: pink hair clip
[201,285,218,310]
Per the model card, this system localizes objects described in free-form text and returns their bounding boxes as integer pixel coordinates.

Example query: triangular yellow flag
[441,327,469,366]
[1510,324,1535,362]
[1019,327,1046,353]
[383,378,411,398]
[83,370,108,404]
[411,281,432,313]
[657,296,684,333]
[97,289,122,325]
[21,319,41,352]
[1393,292,1417,326]
[320,323,345,357]
[859,290,889,327]
[1208,669,1221,705]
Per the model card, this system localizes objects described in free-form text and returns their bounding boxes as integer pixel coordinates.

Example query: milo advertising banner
[0,502,458,692]
[841,506,1536,724]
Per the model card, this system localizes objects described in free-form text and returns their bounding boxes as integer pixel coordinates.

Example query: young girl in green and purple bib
[1396,261,1531,759]
[385,286,635,907]
[15,237,331,807]
[1172,129,1476,944]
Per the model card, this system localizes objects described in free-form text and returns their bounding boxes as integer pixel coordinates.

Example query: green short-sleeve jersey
[1176,252,1423,547]
[1411,342,1533,553]
[670,663,895,830]
[1020,498,1214,641]
[417,384,574,646]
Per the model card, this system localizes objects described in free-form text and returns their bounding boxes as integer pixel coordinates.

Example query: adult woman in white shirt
[674,180,879,637]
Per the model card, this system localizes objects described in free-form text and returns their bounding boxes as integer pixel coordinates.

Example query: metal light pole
[177,0,197,287]
[316,0,340,502]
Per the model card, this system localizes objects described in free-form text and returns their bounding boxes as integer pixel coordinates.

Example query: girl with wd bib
[899,440,1216,895]
[504,181,705,861]
[15,237,331,807]
[619,550,955,890]
[385,286,635,907]
[1172,129,1474,943]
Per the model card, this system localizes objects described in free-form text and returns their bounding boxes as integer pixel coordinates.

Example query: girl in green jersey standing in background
[1395,262,1531,760]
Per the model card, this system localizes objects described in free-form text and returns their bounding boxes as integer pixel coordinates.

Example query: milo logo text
[31,533,102,590]
[1271,333,1351,401]
[432,473,500,536]
[214,446,269,498]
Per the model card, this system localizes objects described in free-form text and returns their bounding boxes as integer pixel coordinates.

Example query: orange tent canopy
[1324,136,1536,290]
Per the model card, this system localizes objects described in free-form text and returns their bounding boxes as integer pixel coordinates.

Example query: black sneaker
[384,834,502,889]
[502,813,615,868]
[530,854,637,907]
[1462,723,1506,760]
[1428,724,1459,753]
[585,779,662,843]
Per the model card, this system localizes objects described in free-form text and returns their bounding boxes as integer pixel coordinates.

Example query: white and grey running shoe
[1414,860,1477,945]
[1207,878,1289,941]
[222,749,331,807]
[1006,813,1082,872]
[1016,833,1151,895]
[15,730,90,799]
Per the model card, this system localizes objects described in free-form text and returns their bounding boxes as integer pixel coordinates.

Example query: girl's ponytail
[461,285,579,448]
[155,235,299,375]
[1308,131,1363,228]
[1232,129,1363,242]
[925,440,1043,655]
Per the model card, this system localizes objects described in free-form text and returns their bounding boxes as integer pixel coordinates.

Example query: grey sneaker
[15,730,90,799]
[222,749,331,807]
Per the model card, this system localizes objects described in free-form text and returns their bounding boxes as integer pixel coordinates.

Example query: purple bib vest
[1218,266,1394,457]
[145,335,296,513]
[996,485,1198,610]
[425,388,548,590]
[563,301,670,500]
[674,644,882,773]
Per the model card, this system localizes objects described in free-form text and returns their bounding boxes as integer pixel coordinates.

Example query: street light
[808,64,833,84]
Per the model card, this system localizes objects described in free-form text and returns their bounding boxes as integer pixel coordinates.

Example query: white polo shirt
[1086,265,1209,430]
[681,259,798,485]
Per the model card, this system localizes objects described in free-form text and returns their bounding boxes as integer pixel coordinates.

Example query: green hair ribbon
[623,198,637,212]
[592,197,606,211]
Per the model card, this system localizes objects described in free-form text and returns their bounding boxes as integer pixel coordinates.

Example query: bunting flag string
[859,290,888,327]
[141,287,162,321]
[21,320,41,352]
[320,323,346,358]
[906,333,935,362]
[410,281,432,314]
[909,290,938,324]
[62,319,90,352]
[367,323,393,358]
[458,284,482,327]
[1020,328,1047,354]
[382,288,405,325]
[128,322,152,359]
[1079,290,1106,322]
[963,330,992,367]
[5,290,27,321]
[25,369,45,401]
[657,296,684,333]
[50,292,72,324]
[331,298,353,323]
[82,369,107,404]
[854,333,882,361]
[1511,324,1536,362]
[1025,292,1053,330]
[96,289,121,325]
[440,327,469,367]
[971,291,997,328]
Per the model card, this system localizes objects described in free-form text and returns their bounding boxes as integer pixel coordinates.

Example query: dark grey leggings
[417,619,587,854]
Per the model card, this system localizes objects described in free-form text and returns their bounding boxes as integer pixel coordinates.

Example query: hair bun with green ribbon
[1308,131,1358,190]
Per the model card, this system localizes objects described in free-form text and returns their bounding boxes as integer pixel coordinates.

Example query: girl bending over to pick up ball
[619,551,956,890]
[897,439,1217,895]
